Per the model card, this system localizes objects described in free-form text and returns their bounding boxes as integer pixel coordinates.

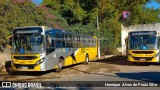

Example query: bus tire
[56,59,64,72]
[5,61,16,75]
[84,54,89,64]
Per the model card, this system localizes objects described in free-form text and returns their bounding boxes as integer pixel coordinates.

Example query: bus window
[70,35,72,41]
[62,34,65,40]
[65,34,67,40]
[56,33,59,38]
[76,36,78,42]
[72,35,75,41]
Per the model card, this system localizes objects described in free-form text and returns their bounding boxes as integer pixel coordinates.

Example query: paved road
[1,56,160,90]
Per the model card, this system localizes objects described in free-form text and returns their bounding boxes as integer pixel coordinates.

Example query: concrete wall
[121,23,160,55]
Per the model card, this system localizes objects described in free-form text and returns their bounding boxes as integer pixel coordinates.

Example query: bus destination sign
[129,31,157,36]
[14,27,43,34]
[17,30,39,34]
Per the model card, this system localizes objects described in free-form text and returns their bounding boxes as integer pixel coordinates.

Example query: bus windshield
[128,35,158,50]
[12,34,44,54]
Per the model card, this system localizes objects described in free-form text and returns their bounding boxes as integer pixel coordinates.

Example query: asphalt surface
[1,56,160,90]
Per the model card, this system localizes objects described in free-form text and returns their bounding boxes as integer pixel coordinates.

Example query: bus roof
[13,26,48,29]
[12,26,96,38]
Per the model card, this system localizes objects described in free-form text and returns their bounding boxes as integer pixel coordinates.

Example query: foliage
[0,0,160,54]
[66,23,98,36]
[0,0,68,51]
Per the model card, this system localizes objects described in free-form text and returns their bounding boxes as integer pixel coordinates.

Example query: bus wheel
[5,61,16,75]
[56,59,64,72]
[84,55,89,64]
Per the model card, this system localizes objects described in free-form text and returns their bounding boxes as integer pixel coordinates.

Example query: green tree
[0,0,68,51]
[1,0,160,54]
[43,0,160,55]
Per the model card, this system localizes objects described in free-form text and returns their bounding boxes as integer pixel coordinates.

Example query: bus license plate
[21,66,28,69]
[140,58,146,60]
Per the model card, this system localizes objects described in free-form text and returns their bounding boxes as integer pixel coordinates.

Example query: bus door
[45,33,57,70]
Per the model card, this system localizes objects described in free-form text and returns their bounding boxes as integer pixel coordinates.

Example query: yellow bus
[127,31,159,63]
[9,26,98,74]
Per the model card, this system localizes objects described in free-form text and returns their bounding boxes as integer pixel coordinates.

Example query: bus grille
[14,64,35,69]
[13,56,38,60]
[133,57,153,61]
[132,51,154,54]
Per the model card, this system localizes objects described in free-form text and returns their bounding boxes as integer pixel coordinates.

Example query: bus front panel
[11,53,46,71]
[128,50,159,62]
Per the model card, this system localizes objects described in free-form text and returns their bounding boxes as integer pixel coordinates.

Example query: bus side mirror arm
[6,35,12,49]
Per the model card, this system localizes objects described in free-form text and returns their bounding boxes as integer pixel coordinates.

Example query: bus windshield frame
[128,34,158,50]
[12,33,44,54]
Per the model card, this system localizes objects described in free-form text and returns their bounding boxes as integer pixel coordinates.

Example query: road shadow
[3,60,56,76]
[69,67,118,78]
[3,61,83,76]
[116,72,160,83]
[92,55,160,66]
[92,56,134,66]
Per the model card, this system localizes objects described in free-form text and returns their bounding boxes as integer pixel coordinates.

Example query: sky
[30,0,160,9]
[31,0,43,6]
[146,0,160,9]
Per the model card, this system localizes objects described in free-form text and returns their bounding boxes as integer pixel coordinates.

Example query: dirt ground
[1,55,160,81]
[0,48,11,71]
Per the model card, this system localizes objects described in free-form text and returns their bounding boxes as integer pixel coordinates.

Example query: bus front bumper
[128,56,158,63]
[11,63,41,71]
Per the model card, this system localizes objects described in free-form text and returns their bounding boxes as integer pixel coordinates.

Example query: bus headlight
[36,58,45,65]
[153,53,159,58]
[128,53,133,58]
